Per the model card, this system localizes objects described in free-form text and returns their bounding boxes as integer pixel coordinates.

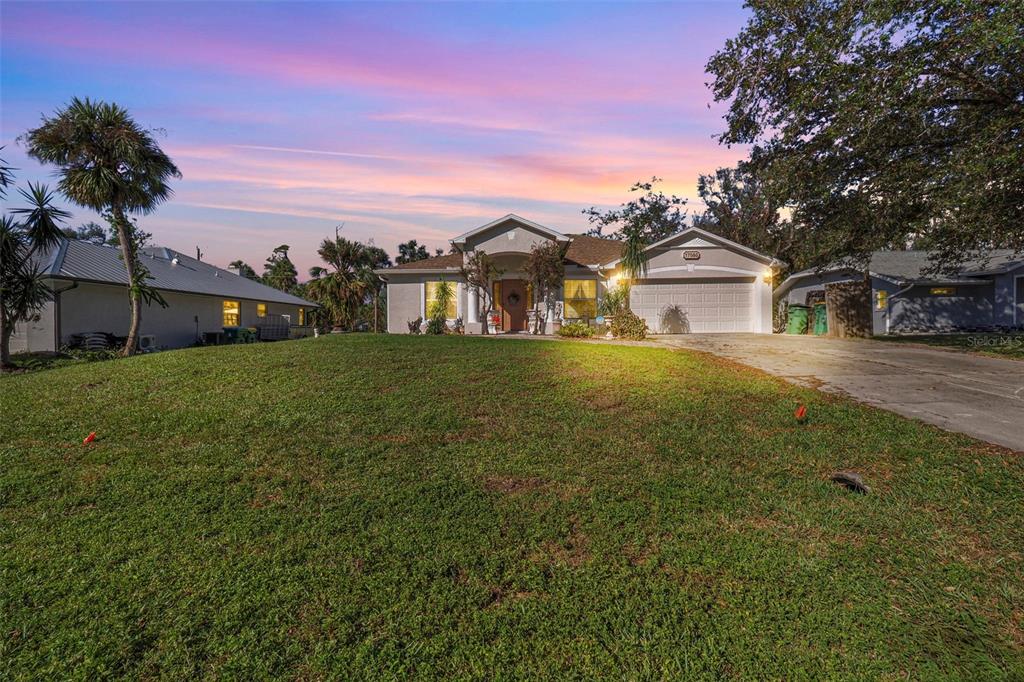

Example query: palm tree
[307,236,371,330]
[620,230,649,283]
[22,97,181,356]
[1,184,70,369]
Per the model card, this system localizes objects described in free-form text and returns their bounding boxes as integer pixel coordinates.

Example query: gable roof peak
[450,214,569,246]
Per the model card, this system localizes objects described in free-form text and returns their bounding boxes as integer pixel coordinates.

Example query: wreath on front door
[507,292,521,306]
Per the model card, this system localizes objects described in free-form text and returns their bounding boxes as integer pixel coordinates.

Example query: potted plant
[599,282,630,337]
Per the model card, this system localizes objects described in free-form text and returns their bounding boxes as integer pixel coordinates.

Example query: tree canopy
[262,244,299,292]
[706,1,1024,272]
[693,166,801,271]
[396,240,436,264]
[585,177,688,280]
[229,260,259,280]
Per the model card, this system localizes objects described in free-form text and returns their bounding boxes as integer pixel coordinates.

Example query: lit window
[297,308,306,326]
[875,290,888,311]
[564,279,597,319]
[930,287,956,296]
[257,303,267,317]
[223,300,240,327]
[425,281,457,319]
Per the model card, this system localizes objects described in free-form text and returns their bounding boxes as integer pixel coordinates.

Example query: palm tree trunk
[112,205,141,357]
[0,316,12,370]
[0,281,10,369]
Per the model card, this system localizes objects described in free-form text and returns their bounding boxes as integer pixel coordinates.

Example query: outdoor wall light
[762,269,773,283]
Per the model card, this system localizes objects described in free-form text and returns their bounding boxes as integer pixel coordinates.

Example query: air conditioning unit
[138,335,157,352]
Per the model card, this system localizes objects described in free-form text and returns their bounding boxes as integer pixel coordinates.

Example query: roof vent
[171,257,179,265]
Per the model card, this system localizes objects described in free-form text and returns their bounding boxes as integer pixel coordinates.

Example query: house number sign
[682,250,701,260]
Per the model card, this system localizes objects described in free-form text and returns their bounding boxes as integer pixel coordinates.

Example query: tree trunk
[112,206,141,357]
[825,279,873,338]
[0,316,13,370]
[0,279,10,369]
[373,291,379,333]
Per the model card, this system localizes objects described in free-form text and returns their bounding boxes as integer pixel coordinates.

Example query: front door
[500,279,528,332]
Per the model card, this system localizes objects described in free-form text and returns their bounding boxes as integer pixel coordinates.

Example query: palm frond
[11,183,70,251]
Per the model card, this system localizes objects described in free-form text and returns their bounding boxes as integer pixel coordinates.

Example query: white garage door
[630,281,753,333]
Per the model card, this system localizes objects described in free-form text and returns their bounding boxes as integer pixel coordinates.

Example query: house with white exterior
[11,239,316,353]
[374,214,777,334]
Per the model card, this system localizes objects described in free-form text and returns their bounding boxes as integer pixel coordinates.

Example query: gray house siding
[889,284,995,332]
[992,264,1024,328]
[780,273,1002,334]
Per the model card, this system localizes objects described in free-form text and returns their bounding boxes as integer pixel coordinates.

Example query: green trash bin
[812,303,828,336]
[786,305,809,334]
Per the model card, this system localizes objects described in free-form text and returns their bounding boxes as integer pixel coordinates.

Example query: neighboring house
[775,250,1024,334]
[11,239,317,353]
[374,214,777,334]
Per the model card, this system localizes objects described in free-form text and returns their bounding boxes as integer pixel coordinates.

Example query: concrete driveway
[656,334,1024,452]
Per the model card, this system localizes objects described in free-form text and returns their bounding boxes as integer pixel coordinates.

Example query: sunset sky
[1,1,751,275]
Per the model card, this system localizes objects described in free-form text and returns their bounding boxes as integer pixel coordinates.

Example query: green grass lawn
[3,335,1023,679]
[878,333,1024,360]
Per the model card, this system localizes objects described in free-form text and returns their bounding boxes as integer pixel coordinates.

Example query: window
[564,279,597,319]
[297,307,306,326]
[223,300,240,327]
[425,281,457,319]
[875,289,888,311]
[257,303,267,318]
[930,287,956,296]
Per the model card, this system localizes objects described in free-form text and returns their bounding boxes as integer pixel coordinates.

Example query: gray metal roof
[40,239,316,307]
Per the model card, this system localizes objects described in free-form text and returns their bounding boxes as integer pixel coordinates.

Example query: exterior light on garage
[762,269,773,283]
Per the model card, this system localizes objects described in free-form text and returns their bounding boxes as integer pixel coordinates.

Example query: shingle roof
[777,248,1024,297]
[563,234,625,266]
[41,239,316,306]
[388,252,464,270]
[867,249,1023,281]
[378,234,625,273]
[789,249,1024,283]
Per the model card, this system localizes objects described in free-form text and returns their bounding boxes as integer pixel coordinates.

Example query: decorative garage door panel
[630,281,753,333]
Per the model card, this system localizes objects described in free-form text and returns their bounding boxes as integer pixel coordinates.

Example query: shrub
[599,284,630,317]
[424,318,447,335]
[557,321,594,338]
[610,310,648,340]
[407,317,423,334]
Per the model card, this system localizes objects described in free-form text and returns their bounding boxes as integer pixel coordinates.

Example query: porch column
[467,286,479,324]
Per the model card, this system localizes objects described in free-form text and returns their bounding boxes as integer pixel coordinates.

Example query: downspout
[52,281,79,351]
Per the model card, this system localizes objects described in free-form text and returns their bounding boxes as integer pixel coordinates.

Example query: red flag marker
[794,405,807,422]
[83,432,96,444]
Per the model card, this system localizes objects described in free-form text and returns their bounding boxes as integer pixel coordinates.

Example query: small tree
[229,260,259,280]
[62,221,109,245]
[523,240,565,334]
[425,279,454,335]
[262,244,299,292]
[1,184,70,369]
[460,251,503,333]
[396,239,430,264]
